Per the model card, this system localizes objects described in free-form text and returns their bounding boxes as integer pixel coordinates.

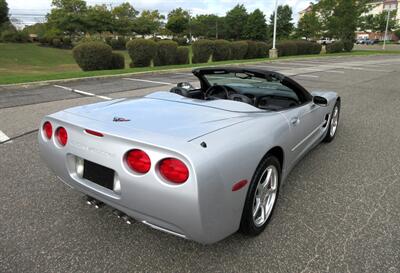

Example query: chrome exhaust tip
[122,215,133,225]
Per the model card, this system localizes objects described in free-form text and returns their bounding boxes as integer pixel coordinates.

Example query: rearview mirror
[177,82,194,90]
[313,96,328,107]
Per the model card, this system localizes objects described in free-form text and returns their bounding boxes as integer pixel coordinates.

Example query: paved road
[1,55,400,273]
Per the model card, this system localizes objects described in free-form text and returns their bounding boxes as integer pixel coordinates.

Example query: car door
[281,101,325,165]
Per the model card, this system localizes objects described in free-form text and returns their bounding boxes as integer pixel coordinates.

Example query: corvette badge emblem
[113,117,130,122]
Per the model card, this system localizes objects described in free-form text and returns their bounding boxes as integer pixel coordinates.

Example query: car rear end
[38,112,218,243]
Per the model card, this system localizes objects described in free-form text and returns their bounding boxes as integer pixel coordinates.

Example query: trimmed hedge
[192,39,214,63]
[1,30,30,43]
[230,41,248,60]
[110,52,125,69]
[326,41,344,53]
[245,40,258,59]
[173,37,188,46]
[154,40,178,66]
[109,37,126,50]
[72,42,113,71]
[175,46,190,65]
[255,42,268,58]
[126,39,158,67]
[272,40,322,57]
[213,40,231,61]
[343,40,354,52]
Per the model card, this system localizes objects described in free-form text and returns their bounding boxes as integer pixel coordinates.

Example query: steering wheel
[205,85,230,100]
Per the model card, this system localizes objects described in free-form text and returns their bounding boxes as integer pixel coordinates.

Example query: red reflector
[159,158,189,184]
[56,127,68,146]
[126,149,151,174]
[232,180,248,192]
[43,121,52,139]
[85,129,104,137]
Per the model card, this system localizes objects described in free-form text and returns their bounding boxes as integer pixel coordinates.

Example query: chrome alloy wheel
[330,106,339,138]
[252,165,278,227]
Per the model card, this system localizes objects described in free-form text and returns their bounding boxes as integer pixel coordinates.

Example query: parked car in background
[317,38,334,45]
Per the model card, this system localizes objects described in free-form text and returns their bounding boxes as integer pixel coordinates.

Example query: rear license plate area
[83,160,114,190]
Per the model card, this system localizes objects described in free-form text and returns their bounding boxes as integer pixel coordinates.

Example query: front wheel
[323,100,340,143]
[239,156,280,236]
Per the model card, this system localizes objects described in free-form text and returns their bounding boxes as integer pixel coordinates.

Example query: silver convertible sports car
[39,67,340,244]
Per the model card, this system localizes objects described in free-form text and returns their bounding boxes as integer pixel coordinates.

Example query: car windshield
[204,72,293,94]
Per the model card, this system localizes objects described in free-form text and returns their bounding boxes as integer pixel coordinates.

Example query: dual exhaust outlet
[85,196,134,225]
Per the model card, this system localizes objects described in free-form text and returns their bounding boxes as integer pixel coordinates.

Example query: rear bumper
[38,116,240,244]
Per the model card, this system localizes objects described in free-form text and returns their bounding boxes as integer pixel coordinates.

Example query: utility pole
[269,0,279,59]
[383,8,392,50]
[188,10,192,43]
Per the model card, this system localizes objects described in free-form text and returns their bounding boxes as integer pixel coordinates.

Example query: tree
[47,0,88,35]
[0,0,9,26]
[373,11,397,32]
[244,9,267,41]
[112,2,138,35]
[297,10,320,40]
[133,10,164,37]
[191,14,223,39]
[225,4,248,40]
[268,5,294,40]
[165,8,189,37]
[85,5,113,34]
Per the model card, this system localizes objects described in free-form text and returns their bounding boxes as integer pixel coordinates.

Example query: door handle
[290,117,300,125]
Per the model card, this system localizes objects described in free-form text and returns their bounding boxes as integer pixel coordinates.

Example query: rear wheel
[323,100,340,142]
[239,155,280,236]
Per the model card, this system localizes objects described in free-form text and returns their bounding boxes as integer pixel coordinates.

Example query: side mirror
[177,82,194,90]
[313,96,328,107]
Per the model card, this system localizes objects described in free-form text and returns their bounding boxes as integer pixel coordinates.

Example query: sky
[9,0,314,22]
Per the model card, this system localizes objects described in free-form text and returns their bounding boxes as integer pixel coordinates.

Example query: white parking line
[295,74,319,78]
[323,70,345,74]
[123,78,174,85]
[54,85,112,100]
[174,72,194,76]
[0,130,11,144]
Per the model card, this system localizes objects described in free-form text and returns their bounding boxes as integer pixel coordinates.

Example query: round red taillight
[43,121,52,139]
[56,127,68,146]
[126,149,151,174]
[159,158,189,184]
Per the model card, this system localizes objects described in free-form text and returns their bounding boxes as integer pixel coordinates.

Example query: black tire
[239,155,281,236]
[323,100,341,143]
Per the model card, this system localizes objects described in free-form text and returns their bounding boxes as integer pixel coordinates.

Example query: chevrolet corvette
[38,67,340,244]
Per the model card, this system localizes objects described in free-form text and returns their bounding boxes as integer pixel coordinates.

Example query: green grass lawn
[1,42,400,85]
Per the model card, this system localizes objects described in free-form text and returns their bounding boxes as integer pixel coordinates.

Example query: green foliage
[268,5,294,40]
[175,46,189,64]
[245,40,258,59]
[191,14,221,39]
[343,40,354,52]
[72,41,113,71]
[47,0,88,35]
[244,9,267,41]
[297,10,320,39]
[0,0,9,25]
[109,37,126,50]
[1,30,30,43]
[172,37,188,46]
[166,8,190,36]
[255,41,268,58]
[112,2,138,35]
[213,40,231,61]
[326,41,344,53]
[271,40,321,56]
[192,39,214,63]
[225,4,248,40]
[85,4,114,34]
[154,40,178,66]
[134,10,164,37]
[126,38,158,67]
[110,52,125,69]
[230,41,248,60]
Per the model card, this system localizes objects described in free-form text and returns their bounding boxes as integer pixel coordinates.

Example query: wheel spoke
[263,168,272,190]
[253,198,261,217]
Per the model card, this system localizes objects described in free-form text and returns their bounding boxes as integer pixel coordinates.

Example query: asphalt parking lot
[1,55,400,273]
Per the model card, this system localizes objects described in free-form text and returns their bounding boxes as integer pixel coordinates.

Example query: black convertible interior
[169,68,313,111]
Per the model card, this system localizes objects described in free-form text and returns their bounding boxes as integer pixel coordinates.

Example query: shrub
[126,38,158,67]
[255,41,268,58]
[62,37,72,49]
[192,39,214,63]
[212,40,231,61]
[326,41,344,53]
[110,52,125,69]
[173,37,188,46]
[52,38,62,48]
[72,41,113,71]
[230,41,248,60]
[245,40,258,59]
[1,30,29,43]
[175,46,189,64]
[343,39,354,52]
[109,37,126,50]
[270,40,321,57]
[276,41,298,56]
[154,40,178,66]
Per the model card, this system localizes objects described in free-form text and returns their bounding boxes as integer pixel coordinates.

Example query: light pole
[269,0,279,58]
[383,7,392,50]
